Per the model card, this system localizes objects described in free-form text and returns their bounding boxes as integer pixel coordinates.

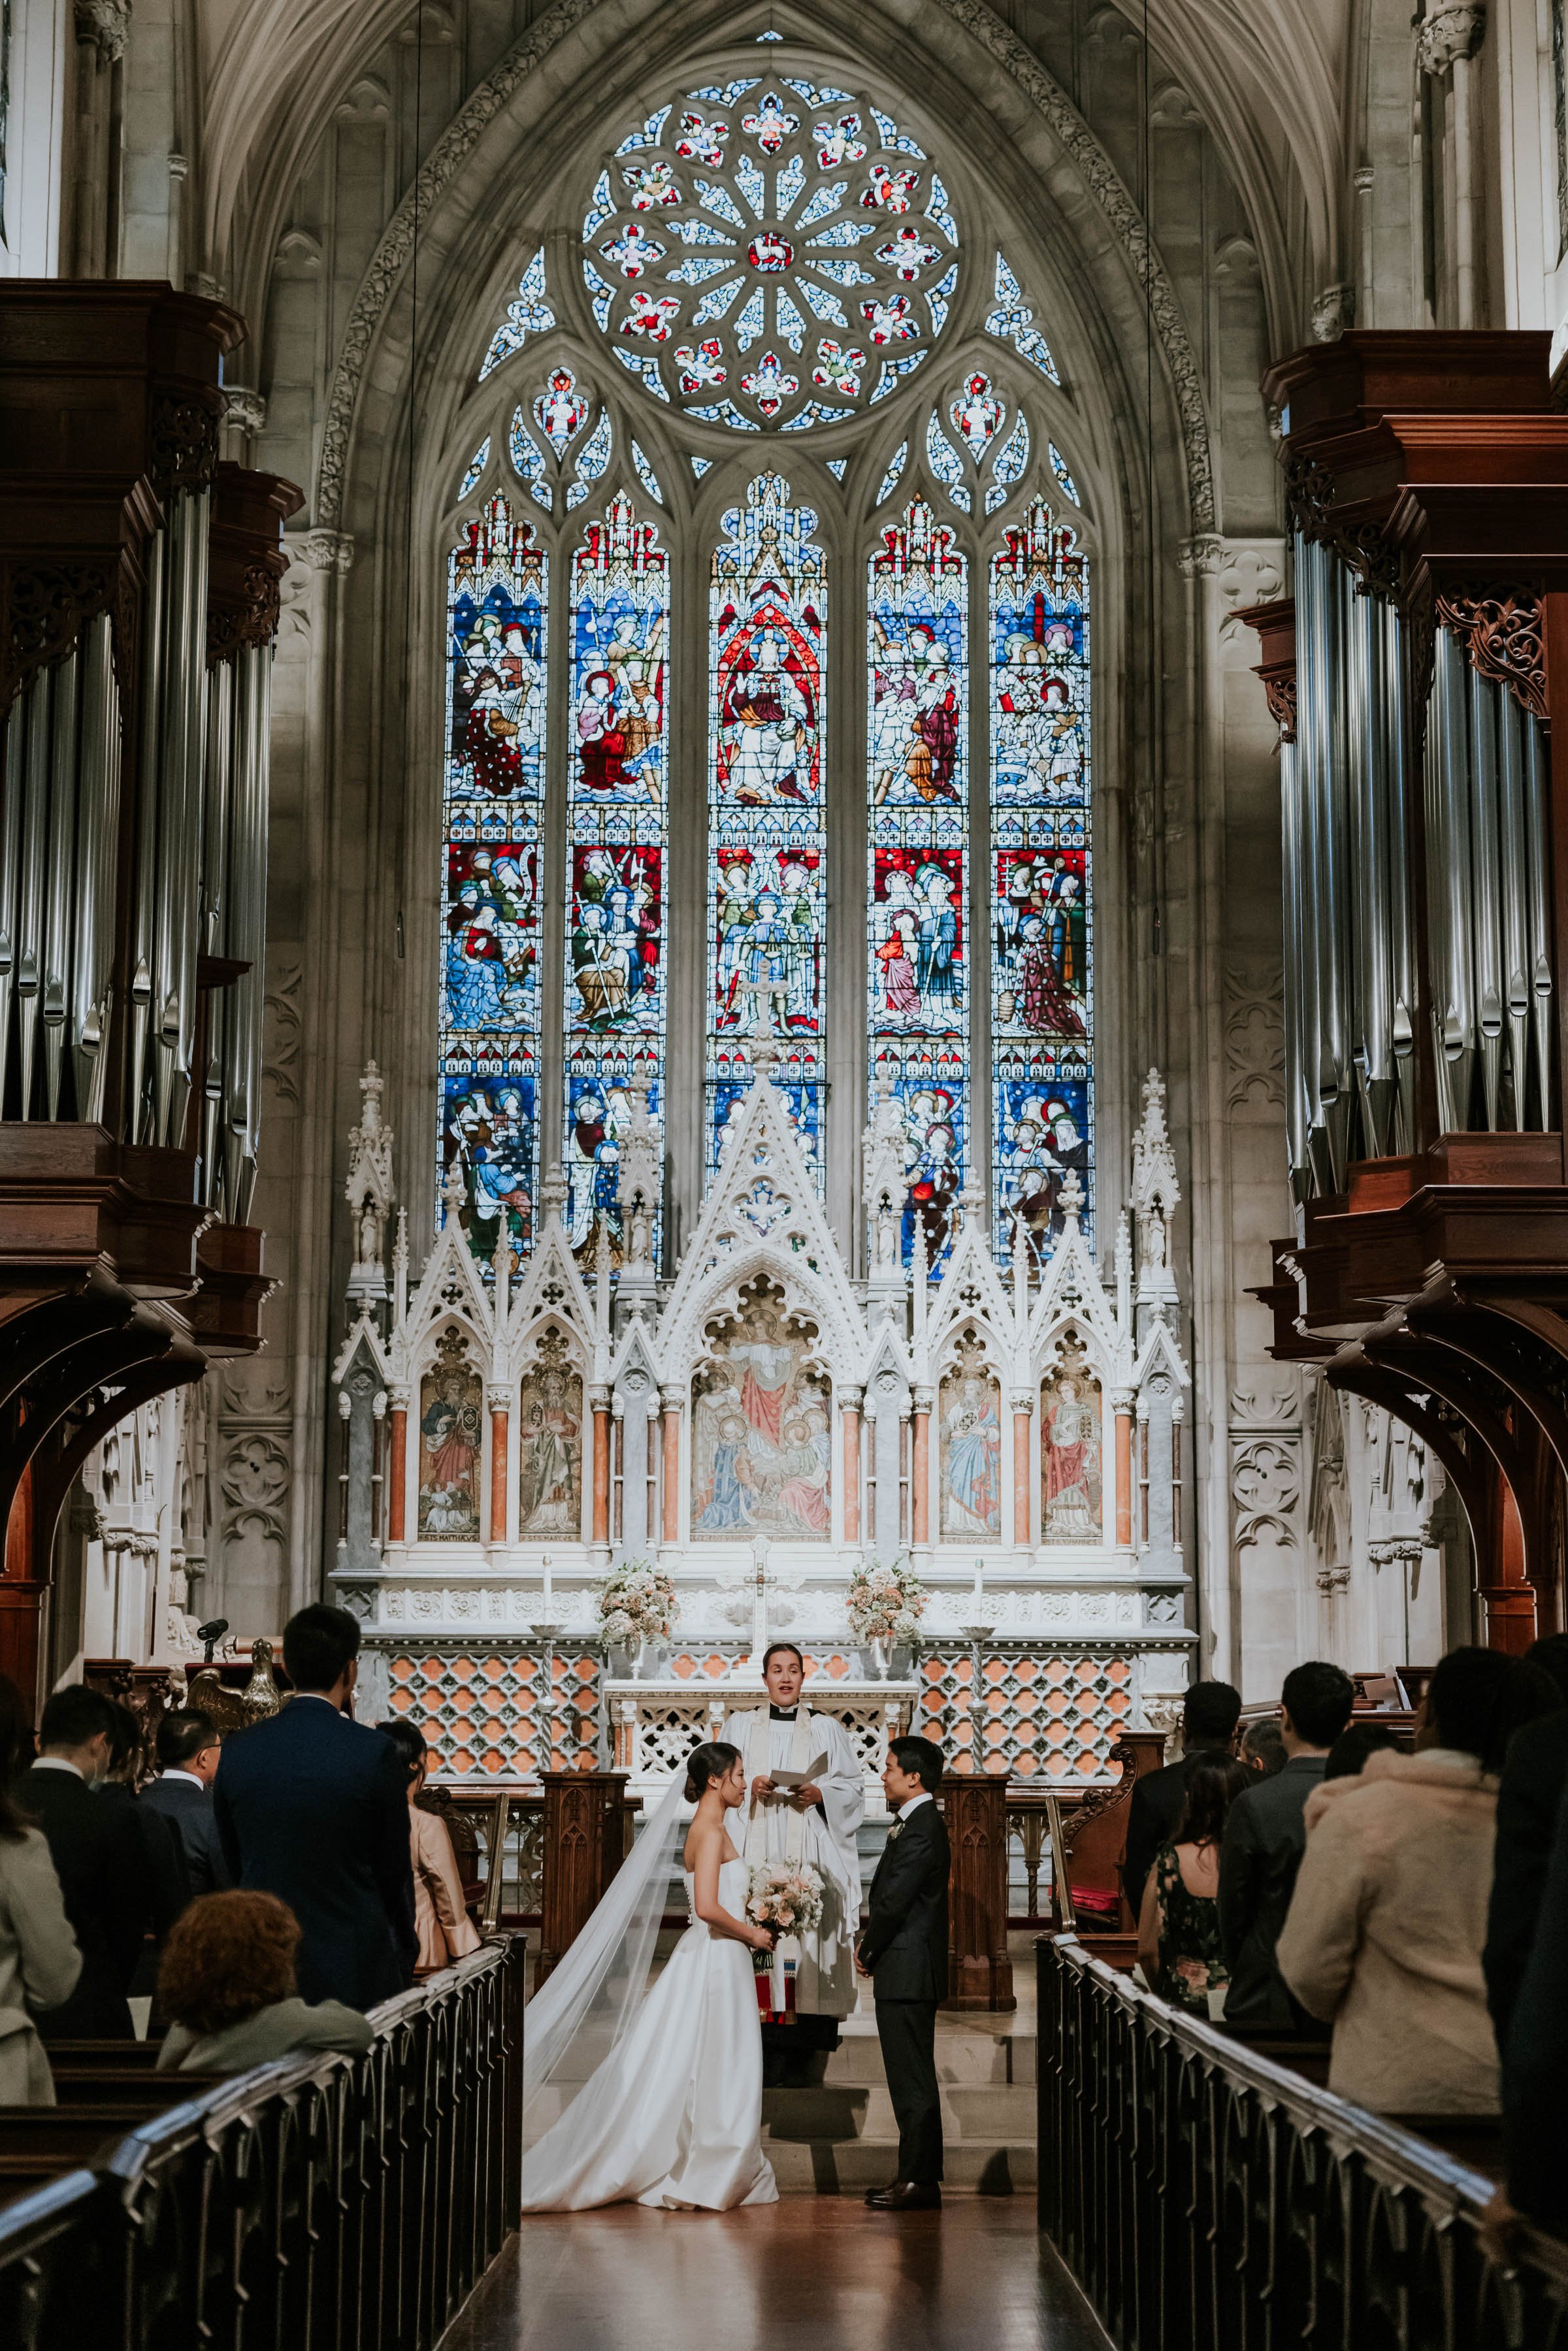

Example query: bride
[520,1741,780,2212]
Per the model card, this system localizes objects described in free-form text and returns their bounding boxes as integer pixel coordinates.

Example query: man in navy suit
[855,1734,950,2212]
[141,1709,232,1898]
[214,1604,417,2009]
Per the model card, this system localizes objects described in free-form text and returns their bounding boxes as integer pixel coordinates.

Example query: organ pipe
[1525,715,1555,1125]
[1467,668,1505,1131]
[1382,601,1416,1151]
[1427,628,1477,1132]
[1497,689,1531,1126]
[1277,735,1311,1199]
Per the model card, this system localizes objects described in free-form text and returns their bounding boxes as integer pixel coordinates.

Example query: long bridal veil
[522,1769,686,2141]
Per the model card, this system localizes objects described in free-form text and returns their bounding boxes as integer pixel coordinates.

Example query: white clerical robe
[721,1706,864,2018]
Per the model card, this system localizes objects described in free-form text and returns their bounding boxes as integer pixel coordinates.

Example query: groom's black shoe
[864,2182,941,2211]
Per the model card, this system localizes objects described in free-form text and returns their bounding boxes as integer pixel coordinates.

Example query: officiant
[721,1642,864,2087]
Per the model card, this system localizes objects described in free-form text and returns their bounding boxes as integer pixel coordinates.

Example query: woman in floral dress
[1135,1757,1250,2014]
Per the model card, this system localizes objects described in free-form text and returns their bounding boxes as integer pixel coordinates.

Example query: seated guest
[1322,1722,1402,1781]
[1239,1718,1287,1781]
[1277,1645,1512,2116]
[1135,1756,1249,2013]
[1494,1767,1568,2238]
[98,1702,191,1989]
[0,1760,80,2100]
[18,1685,153,2038]
[214,1603,417,2010]
[142,1710,231,1897]
[1122,1679,1242,1922]
[1217,1660,1354,2030]
[157,1891,375,2073]
[1483,1639,1568,2051]
[377,1721,482,1973]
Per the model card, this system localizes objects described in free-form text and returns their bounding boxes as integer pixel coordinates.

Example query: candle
[972,1557,984,1606]
[542,1553,553,1615]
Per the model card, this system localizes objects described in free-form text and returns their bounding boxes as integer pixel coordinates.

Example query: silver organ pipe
[1426,627,1477,1132]
[41,643,80,1121]
[227,645,270,1226]
[1277,734,1311,1199]
[154,487,212,1150]
[1496,687,1531,1127]
[1382,602,1416,1150]
[1525,713,1554,1124]
[74,616,121,1125]
[16,666,51,1120]
[1467,667,1505,1130]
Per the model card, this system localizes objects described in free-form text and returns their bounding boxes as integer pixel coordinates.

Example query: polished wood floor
[439,2199,1108,2350]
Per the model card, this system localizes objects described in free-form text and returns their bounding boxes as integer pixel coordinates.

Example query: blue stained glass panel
[564,493,670,1266]
[989,498,1092,1264]
[440,495,547,1260]
[706,473,826,1183]
[867,500,968,1266]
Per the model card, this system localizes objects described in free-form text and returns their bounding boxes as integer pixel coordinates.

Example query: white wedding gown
[520,1857,778,2212]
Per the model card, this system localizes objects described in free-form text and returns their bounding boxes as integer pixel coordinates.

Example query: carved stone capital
[300,528,355,576]
[1311,283,1355,344]
[74,0,130,65]
[1007,1389,1036,1417]
[222,385,268,436]
[485,1386,512,1415]
[1177,533,1225,580]
[1418,3,1485,74]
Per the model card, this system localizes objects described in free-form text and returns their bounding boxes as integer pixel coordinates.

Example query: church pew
[42,2040,162,2066]
[48,2071,227,2109]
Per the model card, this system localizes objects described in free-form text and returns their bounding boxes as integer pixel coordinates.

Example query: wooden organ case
[1241,330,1568,1650]
[0,284,301,1702]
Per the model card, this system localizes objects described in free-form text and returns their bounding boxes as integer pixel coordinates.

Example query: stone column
[661,1386,683,1548]
[386,1385,409,1545]
[910,1387,932,1549]
[939,1770,1016,2012]
[487,1388,510,1546]
[1008,1389,1033,1547]
[841,1385,862,1545]
[590,1384,611,1549]
[1418,3,1487,327]
[1113,1390,1134,1549]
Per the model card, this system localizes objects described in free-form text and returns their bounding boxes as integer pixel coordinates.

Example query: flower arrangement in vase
[845,1556,928,1678]
[597,1559,678,1675]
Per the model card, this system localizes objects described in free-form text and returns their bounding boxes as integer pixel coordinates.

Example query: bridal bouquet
[747,1860,825,2017]
[596,1559,678,1648]
[845,1556,928,1646]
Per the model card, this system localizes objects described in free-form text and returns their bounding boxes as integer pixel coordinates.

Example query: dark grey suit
[860,1798,950,2185]
[1218,1754,1328,2030]
[142,1771,233,1899]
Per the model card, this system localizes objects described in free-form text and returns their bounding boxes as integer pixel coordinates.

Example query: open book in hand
[766,1752,830,1790]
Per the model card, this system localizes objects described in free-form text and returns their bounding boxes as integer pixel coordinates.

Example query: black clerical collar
[770,1705,799,1720]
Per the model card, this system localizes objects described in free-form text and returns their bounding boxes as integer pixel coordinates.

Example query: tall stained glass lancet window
[867,499,968,1264]
[439,493,547,1258]
[563,492,669,1265]
[989,497,1092,1264]
[707,471,826,1176]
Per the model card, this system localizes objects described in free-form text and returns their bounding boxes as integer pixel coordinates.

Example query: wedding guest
[0,1671,34,1779]
[1122,1680,1242,1922]
[157,1892,375,2073]
[18,1685,152,2038]
[857,1735,949,2213]
[214,1604,416,2009]
[142,1710,231,1898]
[1218,1660,1354,2031]
[98,1701,191,1998]
[1484,1639,1568,2052]
[1494,1773,1568,2237]
[1277,1645,1511,2115]
[0,1757,80,2100]
[1135,1756,1249,2013]
[377,1720,482,1972]
[1322,1722,1402,1781]
[1239,1718,1287,1780]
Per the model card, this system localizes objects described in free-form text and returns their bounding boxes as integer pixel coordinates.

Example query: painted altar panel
[1040,1337,1103,1542]
[690,1284,832,1541]
[938,1343,1002,1541]
[516,1332,585,1539]
[417,1335,485,1541]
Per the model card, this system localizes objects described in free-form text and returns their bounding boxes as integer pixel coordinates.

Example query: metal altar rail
[0,1936,525,2351]
[1037,1934,1568,2350]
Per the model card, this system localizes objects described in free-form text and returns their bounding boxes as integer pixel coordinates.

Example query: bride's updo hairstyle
[684,1741,742,1802]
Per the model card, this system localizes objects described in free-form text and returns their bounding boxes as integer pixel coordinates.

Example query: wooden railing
[1038,1933,1568,2350]
[0,1935,525,2351]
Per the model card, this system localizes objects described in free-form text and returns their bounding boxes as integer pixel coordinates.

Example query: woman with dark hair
[519,1737,780,2212]
[0,1716,80,2100]
[376,1719,481,1973]
[1135,1756,1250,2013]
[1279,1644,1512,2115]
[156,1891,374,2072]
[1322,1722,1403,1781]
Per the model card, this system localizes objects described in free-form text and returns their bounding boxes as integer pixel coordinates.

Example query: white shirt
[896,1792,934,1821]
[33,1756,86,1781]
[159,1769,207,1792]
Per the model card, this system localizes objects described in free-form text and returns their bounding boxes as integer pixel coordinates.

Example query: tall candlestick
[542,1553,553,1614]
[972,1556,984,1605]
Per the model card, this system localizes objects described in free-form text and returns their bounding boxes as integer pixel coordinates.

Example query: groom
[855,1734,949,2212]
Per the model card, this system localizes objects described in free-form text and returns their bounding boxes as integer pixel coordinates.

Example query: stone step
[826,2028,1036,2086]
[762,2135,1034,2194]
[762,2082,1035,2141]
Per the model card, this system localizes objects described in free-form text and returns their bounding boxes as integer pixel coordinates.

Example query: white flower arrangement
[845,1556,928,1645]
[746,1859,825,1944]
[596,1558,678,1647]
